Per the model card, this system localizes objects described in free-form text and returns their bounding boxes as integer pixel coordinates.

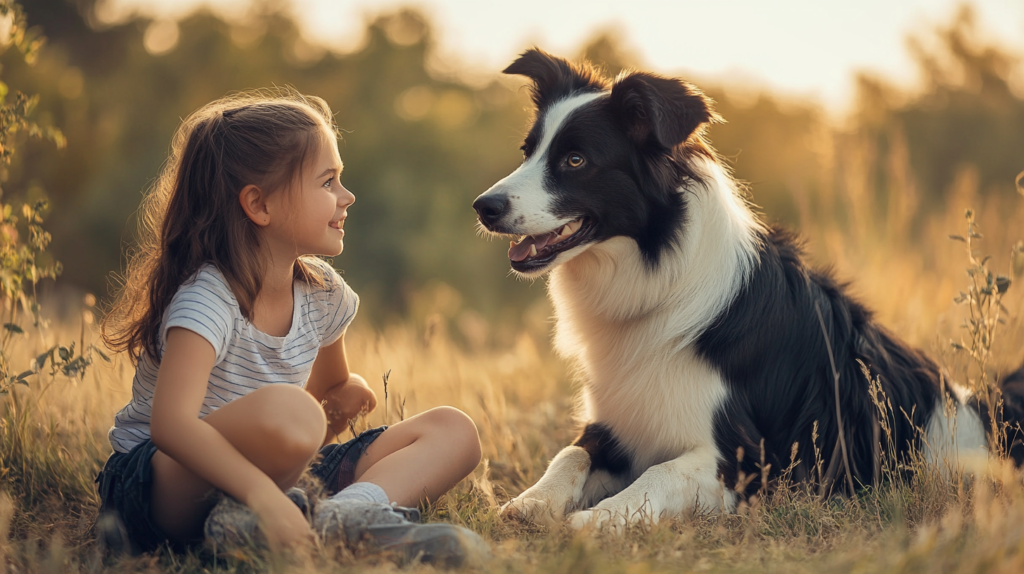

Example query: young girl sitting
[97,88,485,565]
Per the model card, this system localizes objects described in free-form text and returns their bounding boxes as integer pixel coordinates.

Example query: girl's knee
[251,385,326,459]
[422,406,476,433]
[421,406,482,469]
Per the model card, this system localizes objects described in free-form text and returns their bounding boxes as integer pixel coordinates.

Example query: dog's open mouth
[507,217,593,271]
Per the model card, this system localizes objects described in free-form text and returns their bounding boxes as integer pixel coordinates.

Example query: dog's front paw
[499,496,565,527]
[567,508,627,534]
[568,498,656,535]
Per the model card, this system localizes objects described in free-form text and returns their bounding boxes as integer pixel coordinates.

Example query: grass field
[2,172,1024,573]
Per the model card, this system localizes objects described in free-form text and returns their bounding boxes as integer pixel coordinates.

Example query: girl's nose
[339,184,355,207]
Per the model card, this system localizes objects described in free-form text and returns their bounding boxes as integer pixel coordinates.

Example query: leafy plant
[0,0,104,394]
[949,209,1021,454]
[0,1,64,170]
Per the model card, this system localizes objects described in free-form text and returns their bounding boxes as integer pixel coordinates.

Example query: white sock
[329,481,390,506]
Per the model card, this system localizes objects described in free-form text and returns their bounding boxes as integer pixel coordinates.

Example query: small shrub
[0,0,106,395]
[949,208,1020,455]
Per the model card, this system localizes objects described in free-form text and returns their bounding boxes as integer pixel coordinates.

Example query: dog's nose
[473,194,509,228]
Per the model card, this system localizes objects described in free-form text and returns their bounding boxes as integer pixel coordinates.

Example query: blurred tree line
[5,1,1024,342]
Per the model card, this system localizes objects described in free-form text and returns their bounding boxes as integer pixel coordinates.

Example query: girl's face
[269,127,355,257]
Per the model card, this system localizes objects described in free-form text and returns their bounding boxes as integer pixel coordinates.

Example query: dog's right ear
[504,48,607,110]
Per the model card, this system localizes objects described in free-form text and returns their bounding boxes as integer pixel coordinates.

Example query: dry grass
[2,152,1024,572]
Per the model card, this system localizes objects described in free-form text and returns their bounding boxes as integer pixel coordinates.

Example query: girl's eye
[566,154,585,168]
[323,176,334,188]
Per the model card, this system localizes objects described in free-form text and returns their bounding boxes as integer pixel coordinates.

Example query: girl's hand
[249,488,315,551]
[339,373,378,414]
[322,373,377,437]
[307,336,377,440]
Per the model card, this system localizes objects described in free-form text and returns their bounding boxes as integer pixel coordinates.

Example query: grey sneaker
[203,487,309,555]
[314,499,490,568]
[96,511,131,556]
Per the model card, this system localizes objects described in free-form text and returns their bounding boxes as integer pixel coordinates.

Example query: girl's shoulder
[173,263,238,310]
[160,263,238,363]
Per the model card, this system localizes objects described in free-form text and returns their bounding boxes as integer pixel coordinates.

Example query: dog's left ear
[610,72,722,149]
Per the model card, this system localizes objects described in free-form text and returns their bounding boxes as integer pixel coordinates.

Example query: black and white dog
[473,49,1024,532]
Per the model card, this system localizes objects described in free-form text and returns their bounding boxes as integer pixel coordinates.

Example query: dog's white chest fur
[559,303,728,475]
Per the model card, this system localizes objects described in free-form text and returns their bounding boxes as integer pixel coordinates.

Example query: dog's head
[473,48,722,277]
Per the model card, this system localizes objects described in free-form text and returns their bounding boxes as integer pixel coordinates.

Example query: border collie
[473,49,1024,532]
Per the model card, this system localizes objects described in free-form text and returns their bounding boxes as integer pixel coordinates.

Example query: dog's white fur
[923,392,988,472]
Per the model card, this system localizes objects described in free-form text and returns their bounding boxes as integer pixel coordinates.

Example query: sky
[100,0,1024,111]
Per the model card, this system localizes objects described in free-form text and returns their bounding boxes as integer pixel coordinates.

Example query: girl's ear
[239,184,270,226]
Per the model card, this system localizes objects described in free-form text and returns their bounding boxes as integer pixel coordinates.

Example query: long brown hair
[103,87,339,364]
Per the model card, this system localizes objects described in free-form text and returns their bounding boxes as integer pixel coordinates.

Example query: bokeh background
[7,0,1024,351]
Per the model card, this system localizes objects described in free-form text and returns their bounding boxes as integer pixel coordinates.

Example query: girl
[98,88,485,564]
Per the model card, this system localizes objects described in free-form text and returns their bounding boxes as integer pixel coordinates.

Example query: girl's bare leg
[150,384,326,542]
[352,406,482,506]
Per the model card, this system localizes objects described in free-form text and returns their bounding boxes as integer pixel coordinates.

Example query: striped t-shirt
[108,261,358,454]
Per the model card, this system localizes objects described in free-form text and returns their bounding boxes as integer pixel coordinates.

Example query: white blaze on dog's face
[483,91,605,236]
[473,49,720,278]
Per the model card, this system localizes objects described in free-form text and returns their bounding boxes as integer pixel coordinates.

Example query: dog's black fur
[698,227,944,493]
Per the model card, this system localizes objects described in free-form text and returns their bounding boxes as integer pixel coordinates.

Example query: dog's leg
[500,445,592,527]
[567,446,733,533]
[579,469,629,508]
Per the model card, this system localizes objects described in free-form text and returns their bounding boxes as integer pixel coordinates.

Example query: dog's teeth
[567,219,581,233]
[559,225,571,237]
[529,244,537,257]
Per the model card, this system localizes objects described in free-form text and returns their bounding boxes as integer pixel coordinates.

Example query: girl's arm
[150,327,312,547]
[306,334,377,442]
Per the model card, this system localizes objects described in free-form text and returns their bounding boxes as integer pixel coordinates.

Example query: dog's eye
[566,154,585,168]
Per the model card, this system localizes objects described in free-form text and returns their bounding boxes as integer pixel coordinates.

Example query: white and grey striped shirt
[108,261,358,453]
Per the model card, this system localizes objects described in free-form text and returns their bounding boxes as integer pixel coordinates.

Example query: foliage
[0,2,54,391]
[949,209,1023,453]
[0,0,65,184]
[0,0,106,393]
[0,200,61,390]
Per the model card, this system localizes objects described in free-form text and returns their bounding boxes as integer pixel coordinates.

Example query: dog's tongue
[509,231,558,262]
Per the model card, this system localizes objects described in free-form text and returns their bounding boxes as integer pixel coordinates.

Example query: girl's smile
[329,216,346,235]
